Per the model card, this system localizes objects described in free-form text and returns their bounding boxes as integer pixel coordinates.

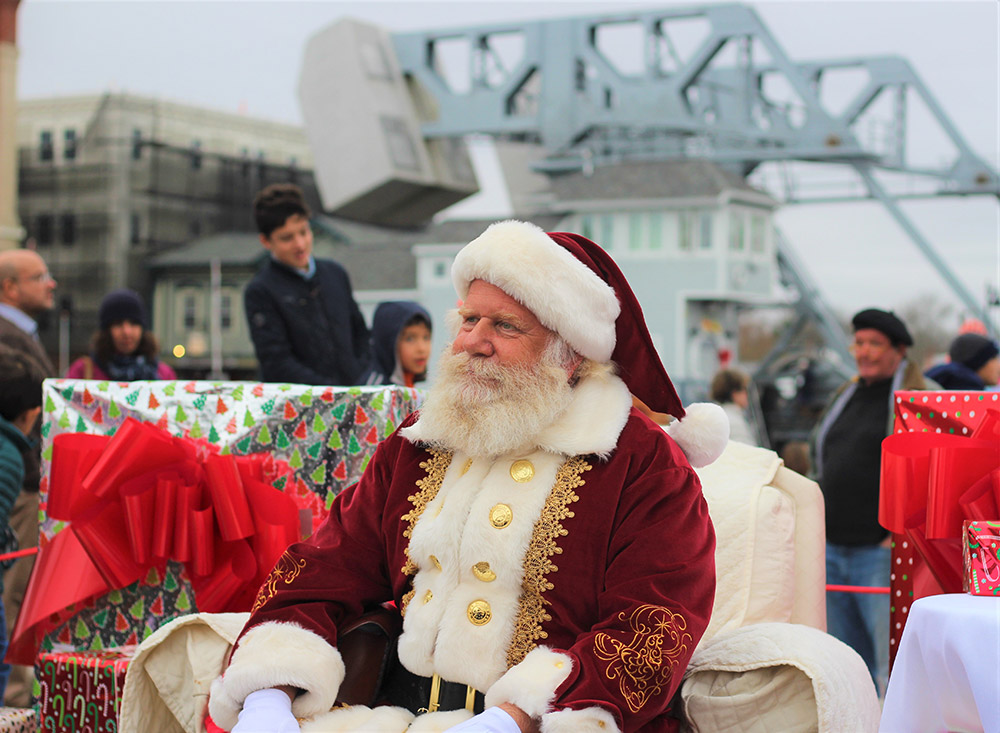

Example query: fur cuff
[541,706,621,733]
[208,622,345,730]
[484,647,573,718]
[664,402,729,468]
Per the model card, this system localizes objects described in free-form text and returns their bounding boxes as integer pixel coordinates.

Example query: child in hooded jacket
[362,301,432,388]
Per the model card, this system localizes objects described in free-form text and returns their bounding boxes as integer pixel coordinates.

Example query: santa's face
[452,280,554,369]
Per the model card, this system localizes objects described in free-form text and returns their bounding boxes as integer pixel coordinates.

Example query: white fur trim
[541,706,621,733]
[407,709,476,732]
[208,622,345,730]
[664,402,729,468]
[484,647,574,718]
[452,220,620,362]
[300,704,414,732]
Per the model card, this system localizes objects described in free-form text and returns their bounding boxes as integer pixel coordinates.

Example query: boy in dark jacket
[363,301,432,387]
[244,184,370,385]
[0,346,44,699]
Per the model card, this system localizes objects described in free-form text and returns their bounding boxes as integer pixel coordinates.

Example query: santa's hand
[443,706,522,733]
[232,688,300,733]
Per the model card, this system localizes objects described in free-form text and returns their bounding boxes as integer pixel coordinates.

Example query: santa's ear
[664,402,729,468]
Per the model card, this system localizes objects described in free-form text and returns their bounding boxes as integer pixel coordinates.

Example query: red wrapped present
[880,390,1000,665]
[963,520,1000,595]
[36,647,134,732]
[0,707,36,733]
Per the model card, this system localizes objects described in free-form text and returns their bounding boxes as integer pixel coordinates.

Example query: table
[880,593,1000,733]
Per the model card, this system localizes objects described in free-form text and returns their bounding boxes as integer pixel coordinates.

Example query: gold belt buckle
[464,684,477,712]
[427,673,442,713]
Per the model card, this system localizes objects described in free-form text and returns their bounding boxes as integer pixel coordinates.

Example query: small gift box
[963,520,1000,595]
[0,707,36,733]
[36,647,134,733]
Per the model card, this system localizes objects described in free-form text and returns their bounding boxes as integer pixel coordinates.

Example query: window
[678,211,693,252]
[648,213,663,250]
[751,214,766,254]
[132,128,143,160]
[600,215,614,250]
[220,295,232,330]
[39,131,53,161]
[699,211,713,250]
[64,129,77,161]
[628,214,643,252]
[434,261,447,278]
[130,213,141,245]
[240,147,250,177]
[728,212,745,252]
[36,214,53,246]
[60,213,76,246]
[580,214,593,240]
[183,295,197,329]
[191,140,202,170]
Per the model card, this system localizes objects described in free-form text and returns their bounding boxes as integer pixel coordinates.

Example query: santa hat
[452,220,728,467]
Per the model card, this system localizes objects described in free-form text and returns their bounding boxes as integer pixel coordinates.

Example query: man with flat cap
[208,220,729,733]
[811,307,937,697]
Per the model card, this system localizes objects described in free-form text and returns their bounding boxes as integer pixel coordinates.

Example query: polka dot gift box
[881,390,1000,668]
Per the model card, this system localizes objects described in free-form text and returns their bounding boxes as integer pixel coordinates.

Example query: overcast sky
[14,0,1000,327]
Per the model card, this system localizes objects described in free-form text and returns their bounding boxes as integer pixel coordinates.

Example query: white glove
[443,706,522,733]
[232,688,300,733]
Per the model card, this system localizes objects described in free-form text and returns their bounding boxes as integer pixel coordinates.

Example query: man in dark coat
[244,184,370,385]
[0,249,56,706]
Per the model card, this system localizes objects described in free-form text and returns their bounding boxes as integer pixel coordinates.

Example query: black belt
[382,662,485,716]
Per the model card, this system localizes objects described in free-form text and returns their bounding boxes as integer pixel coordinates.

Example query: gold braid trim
[593,604,692,713]
[399,448,452,614]
[506,456,590,669]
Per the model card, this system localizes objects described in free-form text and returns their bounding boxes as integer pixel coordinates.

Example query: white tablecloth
[880,593,1000,733]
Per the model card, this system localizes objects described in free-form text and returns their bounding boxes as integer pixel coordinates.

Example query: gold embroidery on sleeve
[593,604,692,713]
[506,456,589,668]
[251,551,308,613]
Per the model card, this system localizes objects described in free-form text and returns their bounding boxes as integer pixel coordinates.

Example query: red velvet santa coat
[210,367,716,733]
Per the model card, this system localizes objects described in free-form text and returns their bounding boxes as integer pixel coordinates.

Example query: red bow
[9,418,303,665]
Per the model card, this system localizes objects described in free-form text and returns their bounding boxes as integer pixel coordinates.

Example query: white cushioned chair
[681,440,881,732]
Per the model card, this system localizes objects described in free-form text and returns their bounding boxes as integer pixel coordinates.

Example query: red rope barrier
[0,547,38,562]
[826,584,890,594]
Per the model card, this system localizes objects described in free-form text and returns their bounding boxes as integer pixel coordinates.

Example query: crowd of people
[0,181,996,728]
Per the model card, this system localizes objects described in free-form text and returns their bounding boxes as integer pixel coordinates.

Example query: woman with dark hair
[66,289,176,381]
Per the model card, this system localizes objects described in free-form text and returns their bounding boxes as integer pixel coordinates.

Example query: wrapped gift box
[963,520,1000,595]
[880,390,1000,665]
[36,648,133,732]
[0,707,36,733]
[10,380,423,664]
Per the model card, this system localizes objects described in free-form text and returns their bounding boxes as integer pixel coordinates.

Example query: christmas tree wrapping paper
[879,390,1000,668]
[35,648,133,733]
[10,380,423,668]
[0,706,35,732]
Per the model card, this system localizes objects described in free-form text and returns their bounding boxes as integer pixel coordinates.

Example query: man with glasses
[0,249,56,706]
[811,308,937,698]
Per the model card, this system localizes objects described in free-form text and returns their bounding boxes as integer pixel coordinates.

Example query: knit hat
[99,289,148,330]
[852,308,913,346]
[949,333,999,372]
[452,220,728,467]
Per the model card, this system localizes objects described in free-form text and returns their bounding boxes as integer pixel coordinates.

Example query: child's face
[398,322,432,377]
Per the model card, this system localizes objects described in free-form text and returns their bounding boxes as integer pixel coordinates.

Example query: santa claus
[209,220,728,733]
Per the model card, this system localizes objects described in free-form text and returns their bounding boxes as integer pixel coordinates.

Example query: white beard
[414,344,576,459]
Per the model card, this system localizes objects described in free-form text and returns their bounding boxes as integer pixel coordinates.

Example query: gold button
[509,459,534,482]
[555,661,564,669]
[472,562,496,582]
[423,590,433,604]
[489,503,513,529]
[461,458,473,475]
[467,600,492,625]
[429,555,442,571]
